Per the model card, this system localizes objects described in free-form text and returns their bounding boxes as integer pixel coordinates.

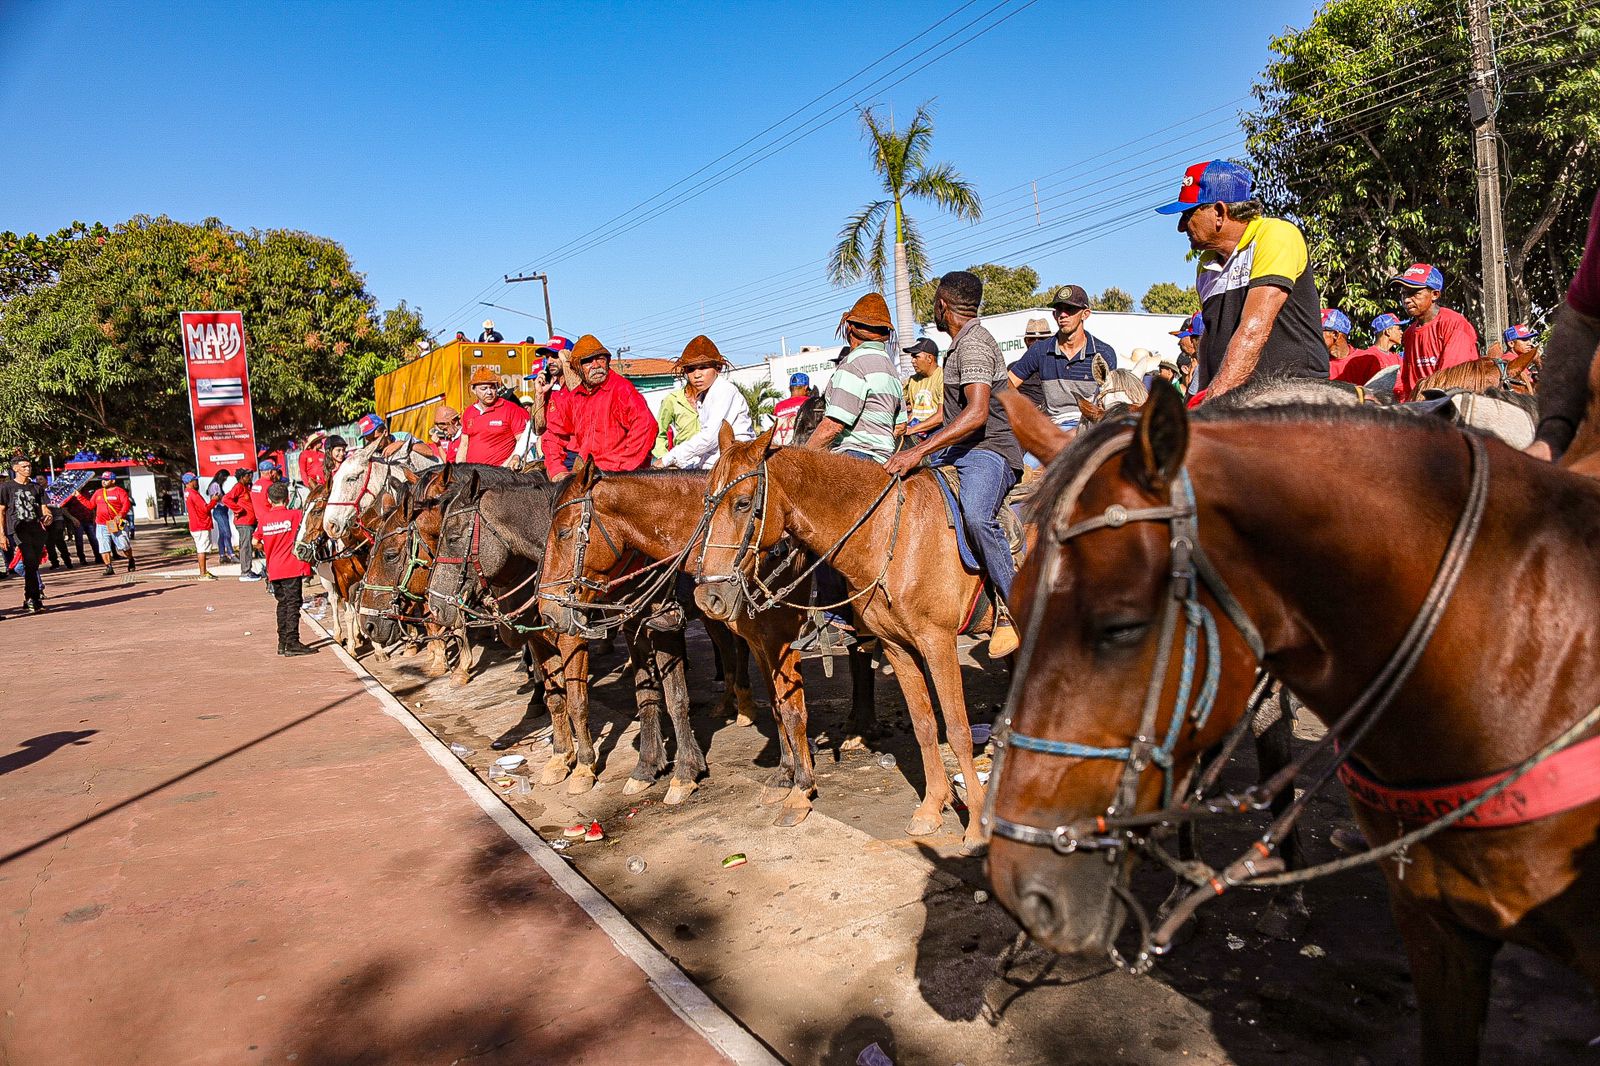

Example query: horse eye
[557,527,572,540]
[1097,620,1149,648]
[733,496,752,513]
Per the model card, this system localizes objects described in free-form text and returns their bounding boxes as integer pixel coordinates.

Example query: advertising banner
[179,311,258,479]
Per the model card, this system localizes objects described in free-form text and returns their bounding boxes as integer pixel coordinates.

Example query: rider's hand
[0,536,9,554]
[1524,440,1555,462]
[883,450,920,478]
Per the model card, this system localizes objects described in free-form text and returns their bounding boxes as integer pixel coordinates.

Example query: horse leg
[450,623,472,686]
[731,635,757,727]
[658,627,705,806]
[762,630,814,826]
[708,621,756,726]
[625,629,670,796]
[1390,894,1499,1066]
[840,643,878,751]
[536,636,575,779]
[919,635,985,853]
[561,634,598,794]
[877,640,951,838]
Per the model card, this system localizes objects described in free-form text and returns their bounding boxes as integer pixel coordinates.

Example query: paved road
[0,560,739,1065]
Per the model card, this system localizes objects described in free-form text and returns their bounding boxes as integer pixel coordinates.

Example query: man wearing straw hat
[658,335,753,469]
[805,293,906,462]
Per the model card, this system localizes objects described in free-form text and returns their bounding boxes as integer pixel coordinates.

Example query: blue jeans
[929,444,1018,600]
[212,505,234,558]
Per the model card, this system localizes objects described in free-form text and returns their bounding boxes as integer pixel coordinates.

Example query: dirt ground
[347,613,1599,1066]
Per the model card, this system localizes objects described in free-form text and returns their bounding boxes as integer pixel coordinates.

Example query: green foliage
[0,222,110,301]
[1244,0,1600,327]
[1141,282,1201,315]
[911,262,1045,321]
[735,380,781,426]
[829,102,982,296]
[1090,286,1135,312]
[0,215,420,462]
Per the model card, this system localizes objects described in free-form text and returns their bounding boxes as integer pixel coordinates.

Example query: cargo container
[372,338,547,440]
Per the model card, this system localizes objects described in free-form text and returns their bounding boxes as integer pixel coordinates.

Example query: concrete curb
[301,614,784,1066]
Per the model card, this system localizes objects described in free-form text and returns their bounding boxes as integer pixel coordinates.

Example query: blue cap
[1170,311,1205,339]
[789,372,810,387]
[1320,308,1352,336]
[1371,313,1404,333]
[1503,322,1539,344]
[1155,160,1255,215]
[357,413,386,437]
[1392,263,1445,290]
[182,473,197,483]
[258,459,278,472]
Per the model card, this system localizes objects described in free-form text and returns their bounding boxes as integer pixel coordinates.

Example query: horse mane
[1098,368,1149,406]
[1416,361,1502,395]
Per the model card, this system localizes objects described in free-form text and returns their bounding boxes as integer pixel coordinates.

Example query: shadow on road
[0,730,99,777]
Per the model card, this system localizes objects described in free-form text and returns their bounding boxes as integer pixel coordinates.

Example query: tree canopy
[0,215,422,463]
[1244,0,1599,328]
[911,262,1047,321]
[1090,286,1135,313]
[1141,282,1201,315]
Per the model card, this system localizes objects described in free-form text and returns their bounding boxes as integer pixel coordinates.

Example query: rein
[431,504,547,634]
[358,518,433,621]
[535,490,683,634]
[982,427,1495,974]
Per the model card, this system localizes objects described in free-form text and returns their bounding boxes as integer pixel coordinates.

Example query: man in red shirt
[182,473,218,581]
[254,480,316,656]
[460,366,529,466]
[223,468,263,582]
[298,432,328,489]
[75,471,135,575]
[430,406,464,462]
[541,334,658,479]
[1324,308,1401,386]
[1391,263,1480,400]
[1530,189,1600,461]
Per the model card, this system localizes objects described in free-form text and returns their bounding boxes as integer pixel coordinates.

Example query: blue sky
[1,0,1315,361]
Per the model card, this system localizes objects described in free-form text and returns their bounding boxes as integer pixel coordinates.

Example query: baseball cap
[788,371,810,387]
[1504,323,1539,343]
[357,413,386,437]
[536,335,573,355]
[1170,312,1206,339]
[1155,160,1254,215]
[1391,263,1445,290]
[258,459,278,472]
[182,472,197,483]
[1048,284,1091,310]
[1371,313,1405,333]
[99,470,115,480]
[1320,309,1352,336]
[901,338,939,357]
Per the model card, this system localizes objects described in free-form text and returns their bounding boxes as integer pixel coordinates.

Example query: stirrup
[643,602,685,632]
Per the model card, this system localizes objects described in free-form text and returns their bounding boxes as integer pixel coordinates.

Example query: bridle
[537,491,664,632]
[358,516,433,622]
[431,501,546,634]
[982,425,1491,973]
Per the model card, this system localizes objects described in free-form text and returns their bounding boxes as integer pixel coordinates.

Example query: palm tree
[829,102,981,375]
[735,380,781,429]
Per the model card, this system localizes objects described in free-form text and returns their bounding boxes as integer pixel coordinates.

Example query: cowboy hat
[674,335,727,373]
[468,366,501,387]
[842,292,893,330]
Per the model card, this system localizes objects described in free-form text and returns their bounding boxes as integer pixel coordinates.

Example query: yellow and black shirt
[1193,216,1327,391]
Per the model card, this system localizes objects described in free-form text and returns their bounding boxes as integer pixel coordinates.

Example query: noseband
[983,426,1490,973]
[359,518,432,621]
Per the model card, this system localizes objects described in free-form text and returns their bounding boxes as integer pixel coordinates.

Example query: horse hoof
[960,839,988,858]
[538,758,572,786]
[664,779,699,806]
[759,785,790,806]
[774,805,811,828]
[622,776,654,797]
[1255,898,1311,941]
[840,735,867,753]
[906,812,944,837]
[565,766,597,795]
[450,672,471,687]
[735,713,756,728]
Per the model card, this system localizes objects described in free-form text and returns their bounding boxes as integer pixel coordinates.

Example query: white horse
[294,486,368,656]
[322,437,438,538]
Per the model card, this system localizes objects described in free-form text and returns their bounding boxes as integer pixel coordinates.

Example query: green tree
[0,215,420,462]
[1091,286,1135,312]
[0,222,110,302]
[735,380,781,428]
[1244,0,1600,328]
[829,102,981,372]
[911,262,1043,322]
[1141,281,1201,315]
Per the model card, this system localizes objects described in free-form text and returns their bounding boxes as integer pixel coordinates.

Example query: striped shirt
[822,341,905,463]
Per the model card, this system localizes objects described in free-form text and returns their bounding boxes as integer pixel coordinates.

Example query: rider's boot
[989,599,1019,658]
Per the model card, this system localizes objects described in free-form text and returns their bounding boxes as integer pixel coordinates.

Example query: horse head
[987,386,1264,962]
[694,422,786,622]
[539,456,616,638]
[294,482,332,562]
[323,440,386,538]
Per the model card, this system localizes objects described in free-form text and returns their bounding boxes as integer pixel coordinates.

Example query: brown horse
[986,384,1600,1064]
[1414,344,1537,395]
[696,424,992,850]
[540,461,876,824]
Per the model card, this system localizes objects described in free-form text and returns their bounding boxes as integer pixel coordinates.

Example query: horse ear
[998,389,1070,466]
[1507,344,1538,377]
[719,420,736,456]
[1076,394,1105,423]
[757,426,779,457]
[1092,354,1110,386]
[464,468,482,500]
[575,454,599,489]
[1123,381,1189,494]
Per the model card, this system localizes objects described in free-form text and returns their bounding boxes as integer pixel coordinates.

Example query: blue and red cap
[1320,308,1352,336]
[357,413,386,437]
[1371,312,1405,334]
[1155,160,1254,215]
[1391,263,1445,290]
[257,459,278,472]
[1503,322,1539,344]
[789,372,810,387]
[182,472,197,483]
[535,335,573,355]
[1170,311,1206,339]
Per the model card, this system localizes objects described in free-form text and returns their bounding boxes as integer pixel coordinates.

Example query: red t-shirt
[771,395,809,445]
[1330,346,1401,386]
[1569,188,1600,318]
[1396,307,1479,400]
[85,485,132,525]
[256,504,312,581]
[437,434,463,463]
[224,482,256,526]
[183,487,213,532]
[250,479,272,519]
[299,450,327,487]
[461,398,530,465]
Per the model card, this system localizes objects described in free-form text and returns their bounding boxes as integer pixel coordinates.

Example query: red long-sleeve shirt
[1395,307,1479,400]
[541,373,658,478]
[223,481,256,527]
[299,449,327,487]
[81,485,132,525]
[183,487,213,532]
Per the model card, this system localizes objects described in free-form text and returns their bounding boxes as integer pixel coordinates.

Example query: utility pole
[505,272,554,339]
[1466,0,1509,343]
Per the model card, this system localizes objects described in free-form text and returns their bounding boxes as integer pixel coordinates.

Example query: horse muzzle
[693,578,744,622]
[544,603,606,640]
[987,840,1127,957]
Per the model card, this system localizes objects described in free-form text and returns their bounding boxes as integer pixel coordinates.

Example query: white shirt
[660,374,753,469]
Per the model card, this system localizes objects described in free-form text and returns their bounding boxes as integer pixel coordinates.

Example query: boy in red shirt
[1391,263,1480,400]
[223,468,264,582]
[181,473,218,581]
[254,481,316,656]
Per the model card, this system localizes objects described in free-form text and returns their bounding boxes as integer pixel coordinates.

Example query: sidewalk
[0,562,741,1065]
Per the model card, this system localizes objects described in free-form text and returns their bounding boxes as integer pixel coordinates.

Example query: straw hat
[674,335,727,373]
[843,292,893,330]
[1023,317,1053,340]
[571,334,611,361]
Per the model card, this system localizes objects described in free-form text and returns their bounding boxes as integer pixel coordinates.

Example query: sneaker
[199,573,219,581]
[102,565,115,576]
[240,573,264,583]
